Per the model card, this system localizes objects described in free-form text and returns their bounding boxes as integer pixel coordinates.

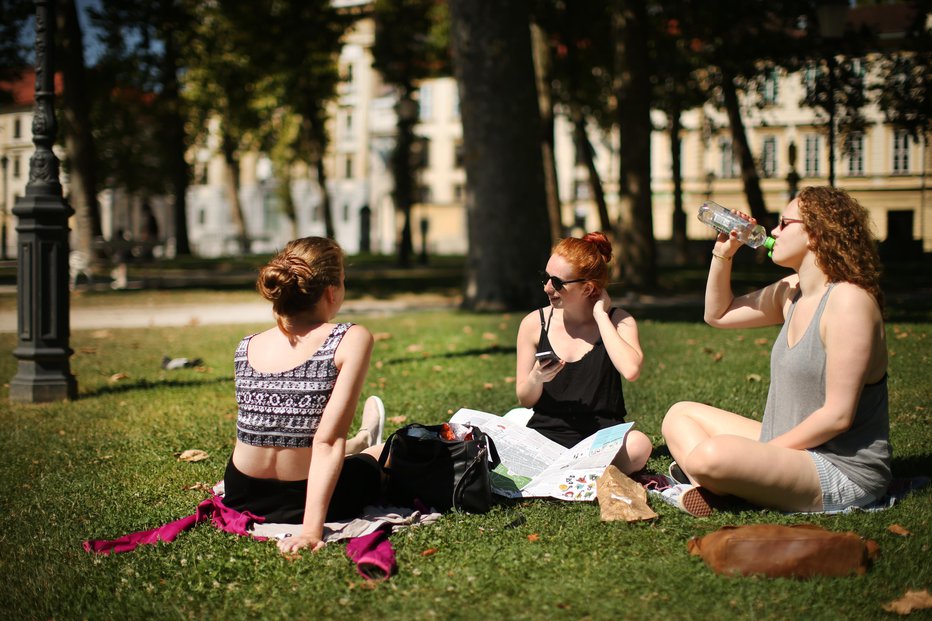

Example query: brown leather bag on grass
[688,524,880,578]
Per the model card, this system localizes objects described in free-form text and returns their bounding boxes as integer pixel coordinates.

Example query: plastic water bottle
[697,201,775,252]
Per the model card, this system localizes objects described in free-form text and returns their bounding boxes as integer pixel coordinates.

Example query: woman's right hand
[532,358,564,384]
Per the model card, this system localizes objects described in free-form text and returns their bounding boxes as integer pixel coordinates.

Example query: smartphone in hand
[535,350,561,366]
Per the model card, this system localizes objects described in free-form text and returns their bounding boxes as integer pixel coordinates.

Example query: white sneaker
[361,396,386,447]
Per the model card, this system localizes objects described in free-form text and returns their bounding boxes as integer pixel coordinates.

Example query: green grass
[0,304,929,620]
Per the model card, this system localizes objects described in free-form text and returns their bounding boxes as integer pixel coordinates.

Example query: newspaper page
[450,408,633,502]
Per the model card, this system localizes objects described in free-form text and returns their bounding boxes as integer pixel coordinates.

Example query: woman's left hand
[593,289,612,320]
[277,533,326,555]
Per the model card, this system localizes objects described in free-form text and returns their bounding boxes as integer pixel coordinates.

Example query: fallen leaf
[79,347,97,354]
[482,332,497,341]
[479,354,490,360]
[375,360,384,369]
[462,326,473,334]
[735,335,745,341]
[712,351,724,362]
[504,376,516,384]
[183,482,214,492]
[177,449,209,462]
[432,365,444,372]
[421,547,438,556]
[527,533,540,542]
[754,338,769,346]
[91,330,112,339]
[388,415,407,424]
[686,339,697,346]
[483,383,494,390]
[109,372,129,383]
[746,373,762,382]
[406,344,423,353]
[895,332,909,340]
[372,332,392,342]
[888,524,911,537]
[882,589,932,615]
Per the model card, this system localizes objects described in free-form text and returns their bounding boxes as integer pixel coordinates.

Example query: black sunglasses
[779,216,804,230]
[539,271,586,291]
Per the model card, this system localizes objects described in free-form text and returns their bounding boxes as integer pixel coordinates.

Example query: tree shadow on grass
[377,344,517,366]
[891,453,932,478]
[80,376,233,399]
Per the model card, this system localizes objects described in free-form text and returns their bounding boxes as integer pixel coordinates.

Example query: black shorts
[222,453,382,523]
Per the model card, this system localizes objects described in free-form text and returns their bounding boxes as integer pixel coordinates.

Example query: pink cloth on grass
[82,494,266,555]
[344,525,396,580]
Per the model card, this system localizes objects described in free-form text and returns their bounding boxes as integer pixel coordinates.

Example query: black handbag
[378,423,500,513]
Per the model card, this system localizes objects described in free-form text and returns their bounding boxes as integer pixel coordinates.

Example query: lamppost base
[10,362,77,403]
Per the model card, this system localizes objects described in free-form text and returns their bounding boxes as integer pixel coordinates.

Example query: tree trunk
[450,0,551,311]
[721,67,768,222]
[573,111,611,234]
[669,107,688,265]
[313,152,335,240]
[613,1,656,289]
[57,0,102,260]
[160,7,191,256]
[530,20,562,244]
[220,132,249,254]
[392,92,416,267]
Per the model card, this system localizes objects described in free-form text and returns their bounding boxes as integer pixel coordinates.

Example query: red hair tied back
[582,231,612,264]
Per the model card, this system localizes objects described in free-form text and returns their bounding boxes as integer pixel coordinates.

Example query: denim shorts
[808,451,878,512]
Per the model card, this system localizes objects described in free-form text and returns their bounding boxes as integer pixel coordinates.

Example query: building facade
[2,7,930,261]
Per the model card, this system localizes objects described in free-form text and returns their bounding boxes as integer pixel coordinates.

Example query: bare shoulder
[519,307,546,330]
[610,307,636,327]
[826,282,882,319]
[342,322,374,346]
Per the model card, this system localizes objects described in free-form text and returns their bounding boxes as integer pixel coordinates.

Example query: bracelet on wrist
[712,252,732,261]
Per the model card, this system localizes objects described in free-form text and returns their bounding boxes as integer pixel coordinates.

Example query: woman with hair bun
[514,231,653,473]
[223,237,386,554]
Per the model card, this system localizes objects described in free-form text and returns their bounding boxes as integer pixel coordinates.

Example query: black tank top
[528,307,628,447]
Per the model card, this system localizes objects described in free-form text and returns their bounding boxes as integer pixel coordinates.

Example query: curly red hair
[797,186,884,309]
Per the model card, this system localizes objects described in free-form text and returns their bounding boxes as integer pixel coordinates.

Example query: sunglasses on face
[539,271,586,291]
[779,216,804,230]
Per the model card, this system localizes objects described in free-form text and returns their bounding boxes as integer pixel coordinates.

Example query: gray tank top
[760,284,891,496]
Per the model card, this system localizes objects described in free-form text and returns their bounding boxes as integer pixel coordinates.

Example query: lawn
[0,301,929,620]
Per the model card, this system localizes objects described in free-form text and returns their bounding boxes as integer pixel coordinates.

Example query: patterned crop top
[234,322,353,448]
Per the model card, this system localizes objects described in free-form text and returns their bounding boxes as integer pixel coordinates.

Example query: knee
[661,401,699,439]
[684,436,738,483]
[627,430,652,464]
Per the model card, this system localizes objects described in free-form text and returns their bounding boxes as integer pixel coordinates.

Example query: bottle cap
[764,237,775,258]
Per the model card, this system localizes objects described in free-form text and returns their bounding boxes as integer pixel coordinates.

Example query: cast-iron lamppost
[1,154,8,260]
[817,0,849,188]
[10,0,77,402]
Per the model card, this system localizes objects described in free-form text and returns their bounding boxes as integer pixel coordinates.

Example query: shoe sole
[679,486,716,517]
[668,462,690,485]
[367,396,386,446]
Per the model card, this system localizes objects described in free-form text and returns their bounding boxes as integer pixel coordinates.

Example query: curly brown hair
[256,237,344,331]
[797,186,884,309]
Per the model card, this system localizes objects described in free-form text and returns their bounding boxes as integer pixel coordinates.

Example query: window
[803,63,817,99]
[845,133,864,176]
[418,185,432,203]
[13,117,22,139]
[345,111,353,134]
[344,155,353,179]
[419,84,432,122]
[452,88,460,118]
[12,156,21,179]
[804,134,820,177]
[719,138,736,178]
[453,183,464,201]
[574,179,591,200]
[454,140,464,169]
[893,130,910,174]
[343,62,354,88]
[761,69,779,105]
[761,137,777,178]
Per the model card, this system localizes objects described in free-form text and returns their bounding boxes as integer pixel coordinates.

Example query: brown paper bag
[687,523,880,578]
[596,465,658,522]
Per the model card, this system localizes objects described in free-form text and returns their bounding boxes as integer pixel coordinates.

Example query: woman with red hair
[514,231,652,474]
